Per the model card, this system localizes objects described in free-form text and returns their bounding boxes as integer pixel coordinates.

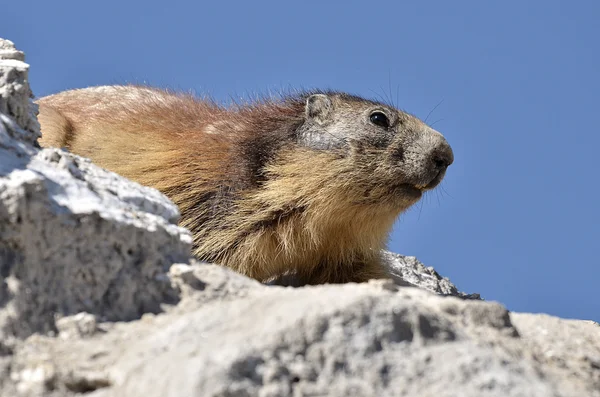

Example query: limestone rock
[383,251,481,299]
[0,38,192,342]
[5,263,599,397]
[0,39,40,149]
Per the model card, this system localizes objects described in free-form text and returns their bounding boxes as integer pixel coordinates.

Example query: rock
[5,263,599,397]
[0,38,192,342]
[0,38,598,397]
[510,313,600,394]
[269,252,480,300]
[0,39,40,149]
[55,313,98,339]
[382,251,481,299]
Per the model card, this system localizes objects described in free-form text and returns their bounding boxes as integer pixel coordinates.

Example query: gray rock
[0,38,192,341]
[383,251,481,299]
[0,39,40,149]
[5,263,599,397]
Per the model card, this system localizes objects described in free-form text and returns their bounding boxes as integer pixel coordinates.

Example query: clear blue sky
[4,0,599,321]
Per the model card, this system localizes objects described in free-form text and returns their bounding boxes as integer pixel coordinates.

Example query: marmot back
[37,85,453,284]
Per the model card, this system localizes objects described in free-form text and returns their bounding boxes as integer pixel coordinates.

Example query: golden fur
[37,85,452,284]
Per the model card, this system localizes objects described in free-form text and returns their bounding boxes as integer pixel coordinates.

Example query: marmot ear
[305,94,333,125]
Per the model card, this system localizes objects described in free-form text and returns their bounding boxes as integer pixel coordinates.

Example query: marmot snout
[37,86,453,284]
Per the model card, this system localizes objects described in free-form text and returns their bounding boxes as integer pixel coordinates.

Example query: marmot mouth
[397,170,446,197]
[422,169,446,191]
[388,184,423,199]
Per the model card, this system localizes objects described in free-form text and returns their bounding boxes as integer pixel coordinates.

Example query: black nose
[434,156,449,169]
[432,143,454,170]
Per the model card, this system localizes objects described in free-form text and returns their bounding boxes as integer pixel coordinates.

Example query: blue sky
[4,0,599,321]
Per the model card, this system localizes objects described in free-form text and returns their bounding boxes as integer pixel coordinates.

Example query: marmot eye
[369,112,390,128]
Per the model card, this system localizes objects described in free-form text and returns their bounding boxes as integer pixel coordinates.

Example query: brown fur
[37,85,453,284]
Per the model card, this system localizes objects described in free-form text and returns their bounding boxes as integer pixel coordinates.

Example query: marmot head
[295,92,453,211]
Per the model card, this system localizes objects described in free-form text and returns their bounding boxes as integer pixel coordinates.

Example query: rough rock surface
[7,263,600,397]
[0,39,192,342]
[382,251,481,299]
[1,38,598,397]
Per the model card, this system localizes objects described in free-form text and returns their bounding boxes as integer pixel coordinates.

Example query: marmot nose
[432,142,454,170]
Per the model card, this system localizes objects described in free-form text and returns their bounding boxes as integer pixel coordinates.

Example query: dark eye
[369,112,390,128]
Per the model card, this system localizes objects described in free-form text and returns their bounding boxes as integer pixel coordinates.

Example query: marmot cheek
[390,146,404,162]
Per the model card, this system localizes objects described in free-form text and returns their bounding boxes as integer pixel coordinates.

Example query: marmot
[37,86,453,284]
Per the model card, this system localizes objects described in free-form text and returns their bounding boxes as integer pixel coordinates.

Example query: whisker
[440,183,453,199]
[378,85,392,107]
[388,70,393,108]
[369,89,389,106]
[417,194,424,220]
[425,99,444,123]
[430,118,444,128]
